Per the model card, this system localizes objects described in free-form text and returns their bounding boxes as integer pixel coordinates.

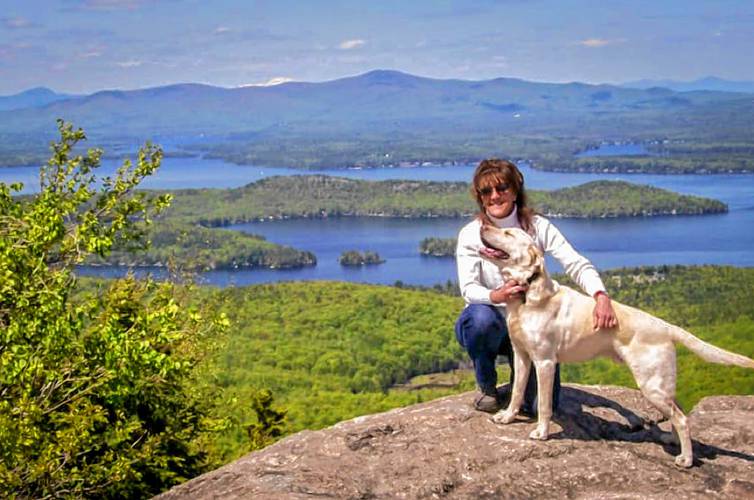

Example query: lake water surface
[4,153,753,287]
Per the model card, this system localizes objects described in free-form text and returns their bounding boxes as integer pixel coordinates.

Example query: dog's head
[479,225,544,285]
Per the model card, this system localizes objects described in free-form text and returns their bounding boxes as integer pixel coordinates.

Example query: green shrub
[0,122,229,498]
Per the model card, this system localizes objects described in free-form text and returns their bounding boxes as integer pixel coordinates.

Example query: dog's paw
[492,410,516,425]
[674,454,693,468]
[529,427,549,441]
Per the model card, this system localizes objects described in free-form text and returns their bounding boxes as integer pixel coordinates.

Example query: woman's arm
[535,217,618,329]
[535,216,605,297]
[456,224,495,304]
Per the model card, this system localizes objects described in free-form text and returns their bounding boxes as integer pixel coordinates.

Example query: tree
[0,121,229,498]
[246,389,287,450]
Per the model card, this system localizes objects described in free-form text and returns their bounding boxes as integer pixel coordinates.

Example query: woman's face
[478,175,516,219]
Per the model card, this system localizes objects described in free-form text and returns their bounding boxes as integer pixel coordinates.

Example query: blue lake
[4,156,753,287]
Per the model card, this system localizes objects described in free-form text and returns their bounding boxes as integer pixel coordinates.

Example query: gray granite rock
[157,384,754,499]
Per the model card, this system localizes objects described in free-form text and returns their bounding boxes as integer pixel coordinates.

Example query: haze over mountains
[1,70,753,166]
[3,72,751,108]
[0,87,76,112]
[621,76,754,93]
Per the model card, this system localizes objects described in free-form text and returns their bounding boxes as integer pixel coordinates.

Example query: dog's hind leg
[529,358,556,440]
[645,395,691,468]
[493,345,531,425]
[624,345,693,468]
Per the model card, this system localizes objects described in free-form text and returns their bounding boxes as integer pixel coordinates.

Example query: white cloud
[338,39,366,50]
[214,26,231,35]
[80,0,143,9]
[0,42,34,61]
[79,50,103,58]
[116,60,143,68]
[2,17,32,29]
[576,38,626,48]
[238,76,294,87]
[488,55,509,69]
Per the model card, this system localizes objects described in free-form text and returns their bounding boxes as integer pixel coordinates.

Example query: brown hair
[471,158,535,233]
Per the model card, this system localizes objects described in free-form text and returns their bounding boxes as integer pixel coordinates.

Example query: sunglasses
[478,183,510,196]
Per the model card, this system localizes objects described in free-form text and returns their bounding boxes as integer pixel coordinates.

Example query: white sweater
[456,207,606,309]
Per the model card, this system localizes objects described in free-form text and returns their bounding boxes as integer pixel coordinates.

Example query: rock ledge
[158,385,754,499]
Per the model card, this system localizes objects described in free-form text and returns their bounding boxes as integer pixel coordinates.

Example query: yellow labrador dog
[479,225,754,468]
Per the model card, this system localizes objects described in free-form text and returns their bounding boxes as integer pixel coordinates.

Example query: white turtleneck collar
[487,204,520,229]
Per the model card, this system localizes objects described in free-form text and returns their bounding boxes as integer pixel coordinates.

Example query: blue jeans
[455,304,561,412]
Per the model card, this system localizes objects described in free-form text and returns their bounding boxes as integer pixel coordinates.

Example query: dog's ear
[527,245,544,271]
[524,245,547,304]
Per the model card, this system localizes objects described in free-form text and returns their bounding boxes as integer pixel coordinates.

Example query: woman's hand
[490,280,528,304]
[593,292,618,330]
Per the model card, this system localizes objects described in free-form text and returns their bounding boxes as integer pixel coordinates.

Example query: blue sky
[1,0,753,94]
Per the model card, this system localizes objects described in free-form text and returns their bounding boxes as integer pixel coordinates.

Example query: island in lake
[94,176,726,270]
[420,237,457,257]
[338,250,385,267]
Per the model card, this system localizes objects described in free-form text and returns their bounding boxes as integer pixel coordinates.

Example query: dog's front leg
[529,359,556,440]
[492,345,530,425]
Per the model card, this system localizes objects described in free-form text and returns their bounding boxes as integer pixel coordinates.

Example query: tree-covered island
[420,237,457,257]
[338,250,385,266]
[91,176,725,269]
[89,222,316,270]
[162,175,727,224]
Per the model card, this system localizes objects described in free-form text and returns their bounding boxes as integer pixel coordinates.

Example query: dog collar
[521,271,540,305]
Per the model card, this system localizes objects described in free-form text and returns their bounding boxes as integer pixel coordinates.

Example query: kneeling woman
[455,159,617,413]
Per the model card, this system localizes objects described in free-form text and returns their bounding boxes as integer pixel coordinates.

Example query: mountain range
[1,70,752,164]
[0,87,76,112]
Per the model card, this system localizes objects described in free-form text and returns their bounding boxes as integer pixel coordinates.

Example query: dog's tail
[671,325,754,369]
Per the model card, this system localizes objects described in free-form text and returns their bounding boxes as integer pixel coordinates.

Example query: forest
[199,137,754,175]
[531,139,754,174]
[537,154,754,174]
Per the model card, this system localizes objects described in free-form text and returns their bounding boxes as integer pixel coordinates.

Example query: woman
[455,158,617,414]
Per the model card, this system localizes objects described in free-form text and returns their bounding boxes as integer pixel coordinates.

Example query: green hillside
[537,148,754,174]
[197,281,465,461]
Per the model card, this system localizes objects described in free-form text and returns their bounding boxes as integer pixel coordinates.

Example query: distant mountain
[0,87,75,111]
[1,70,752,149]
[621,76,754,93]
